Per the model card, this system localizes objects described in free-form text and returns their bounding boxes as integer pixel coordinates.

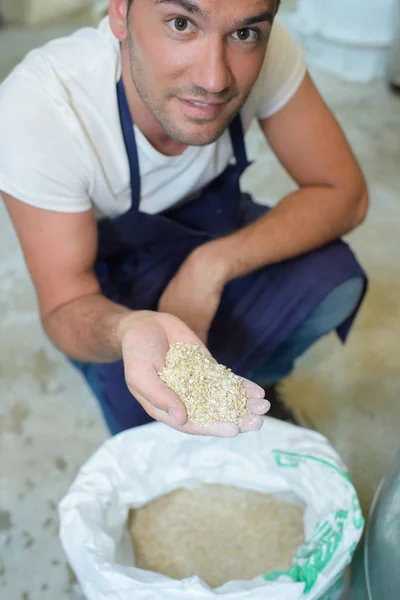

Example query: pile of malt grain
[159,343,249,425]
[129,484,304,588]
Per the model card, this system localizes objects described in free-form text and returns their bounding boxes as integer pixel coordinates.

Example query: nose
[192,36,232,96]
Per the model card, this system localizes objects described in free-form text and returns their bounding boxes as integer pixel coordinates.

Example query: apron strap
[117,77,141,210]
[117,76,250,210]
[228,113,250,171]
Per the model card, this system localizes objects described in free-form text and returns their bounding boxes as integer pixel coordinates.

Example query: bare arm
[188,72,369,281]
[3,193,130,362]
[2,193,267,435]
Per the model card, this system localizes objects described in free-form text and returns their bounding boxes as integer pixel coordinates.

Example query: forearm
[42,293,134,362]
[197,185,368,283]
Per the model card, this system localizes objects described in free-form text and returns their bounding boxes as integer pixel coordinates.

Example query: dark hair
[127,0,280,16]
[128,0,280,9]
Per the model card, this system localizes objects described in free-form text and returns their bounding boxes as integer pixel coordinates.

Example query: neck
[120,45,187,157]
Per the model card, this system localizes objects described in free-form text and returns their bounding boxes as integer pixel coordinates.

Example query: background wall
[0,0,96,25]
[285,0,399,81]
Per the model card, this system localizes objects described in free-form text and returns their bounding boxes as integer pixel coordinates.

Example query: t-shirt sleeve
[0,72,92,212]
[255,18,307,120]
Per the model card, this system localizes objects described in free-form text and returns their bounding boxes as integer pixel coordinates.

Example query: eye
[174,18,188,31]
[233,28,259,43]
[169,17,194,33]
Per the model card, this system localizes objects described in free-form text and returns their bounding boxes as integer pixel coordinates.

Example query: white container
[0,0,93,26]
[285,0,399,82]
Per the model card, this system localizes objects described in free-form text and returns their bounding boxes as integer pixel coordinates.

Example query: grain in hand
[159,343,249,425]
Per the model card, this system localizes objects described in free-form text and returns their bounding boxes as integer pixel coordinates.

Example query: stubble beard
[127,33,247,147]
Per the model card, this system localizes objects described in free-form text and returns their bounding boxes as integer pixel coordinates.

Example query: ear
[109,0,130,41]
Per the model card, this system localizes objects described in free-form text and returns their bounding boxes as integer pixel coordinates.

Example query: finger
[246,398,271,415]
[241,378,265,399]
[181,420,239,438]
[239,414,264,433]
[137,394,239,437]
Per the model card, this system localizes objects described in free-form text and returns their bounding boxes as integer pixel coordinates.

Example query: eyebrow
[155,1,274,28]
[235,10,274,28]
[155,0,209,21]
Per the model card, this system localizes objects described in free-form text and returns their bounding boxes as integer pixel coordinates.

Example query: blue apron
[89,77,367,431]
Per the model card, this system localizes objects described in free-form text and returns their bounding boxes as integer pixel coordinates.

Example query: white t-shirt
[0,17,306,219]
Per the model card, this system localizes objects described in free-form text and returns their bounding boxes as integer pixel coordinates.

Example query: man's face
[126,0,276,146]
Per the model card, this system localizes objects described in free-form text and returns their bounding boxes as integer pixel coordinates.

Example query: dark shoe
[262,384,299,425]
[389,81,400,95]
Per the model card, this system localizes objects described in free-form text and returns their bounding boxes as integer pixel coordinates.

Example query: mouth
[178,97,229,120]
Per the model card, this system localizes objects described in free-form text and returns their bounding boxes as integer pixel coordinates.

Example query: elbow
[41,311,56,346]
[353,185,369,227]
[347,182,369,231]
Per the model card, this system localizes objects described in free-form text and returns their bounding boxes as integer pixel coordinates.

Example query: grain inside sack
[159,343,249,425]
[137,344,304,587]
[129,484,304,588]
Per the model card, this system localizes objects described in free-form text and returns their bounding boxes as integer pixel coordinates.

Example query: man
[0,0,368,437]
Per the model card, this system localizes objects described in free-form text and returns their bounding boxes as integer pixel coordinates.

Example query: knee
[304,277,365,337]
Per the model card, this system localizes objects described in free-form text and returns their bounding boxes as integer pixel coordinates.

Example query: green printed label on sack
[273,450,352,482]
[292,510,347,593]
[351,494,364,530]
[264,510,350,593]
[263,451,364,594]
[273,450,364,531]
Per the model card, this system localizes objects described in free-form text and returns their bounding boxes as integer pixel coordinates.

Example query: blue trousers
[70,277,364,435]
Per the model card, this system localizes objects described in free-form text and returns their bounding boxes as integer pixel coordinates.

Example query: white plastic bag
[59,418,364,600]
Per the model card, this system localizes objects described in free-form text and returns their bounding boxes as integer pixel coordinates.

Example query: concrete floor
[1,9,400,600]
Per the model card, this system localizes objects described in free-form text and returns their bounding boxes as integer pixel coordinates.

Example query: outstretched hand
[118,311,270,437]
